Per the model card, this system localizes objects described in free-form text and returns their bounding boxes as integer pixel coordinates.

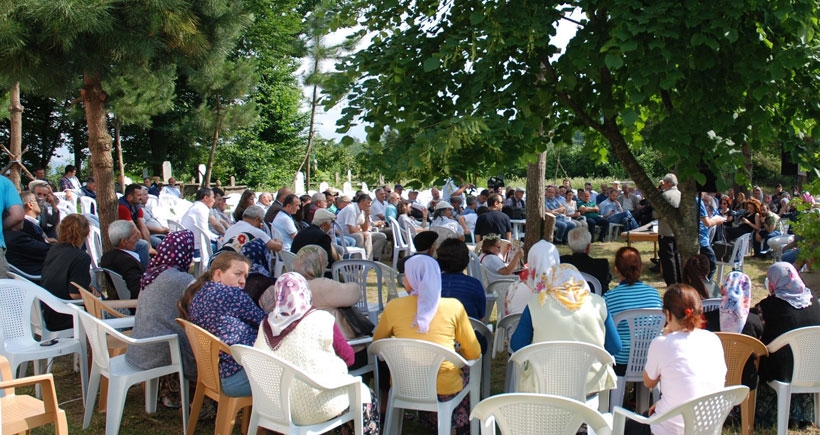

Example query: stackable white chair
[332,260,383,324]
[471,393,613,435]
[701,298,721,313]
[469,317,494,400]
[609,308,665,412]
[278,250,297,273]
[80,196,97,215]
[375,262,407,301]
[388,217,414,269]
[331,221,366,259]
[492,312,522,359]
[715,233,751,283]
[765,326,820,435]
[191,224,214,277]
[101,268,133,300]
[86,223,104,269]
[580,272,603,295]
[232,344,367,435]
[369,338,481,435]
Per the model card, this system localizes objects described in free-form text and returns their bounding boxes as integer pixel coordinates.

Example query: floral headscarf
[525,240,561,294]
[405,255,442,333]
[767,262,813,309]
[292,245,328,280]
[540,264,590,311]
[719,272,752,333]
[261,272,314,350]
[241,239,271,277]
[139,230,194,290]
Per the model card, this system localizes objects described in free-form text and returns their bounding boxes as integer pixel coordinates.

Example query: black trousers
[659,236,681,285]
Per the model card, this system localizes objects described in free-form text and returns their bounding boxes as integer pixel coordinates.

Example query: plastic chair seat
[471,393,613,435]
[764,326,820,435]
[0,355,68,435]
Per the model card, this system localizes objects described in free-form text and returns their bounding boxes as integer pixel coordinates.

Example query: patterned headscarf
[767,262,813,309]
[719,272,752,333]
[292,245,328,280]
[540,264,590,311]
[140,230,194,290]
[525,240,561,294]
[405,255,442,333]
[241,239,271,277]
[262,272,314,350]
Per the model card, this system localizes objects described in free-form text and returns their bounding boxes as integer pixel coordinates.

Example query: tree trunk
[8,82,23,190]
[114,118,126,189]
[203,96,222,188]
[741,141,753,191]
[83,72,116,252]
[524,151,547,252]
[295,81,319,191]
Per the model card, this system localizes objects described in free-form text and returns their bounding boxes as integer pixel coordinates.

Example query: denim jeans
[221,368,251,397]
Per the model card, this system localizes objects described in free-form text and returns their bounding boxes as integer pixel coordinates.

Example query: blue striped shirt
[603,281,663,365]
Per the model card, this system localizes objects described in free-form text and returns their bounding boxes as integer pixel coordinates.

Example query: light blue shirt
[599,198,623,217]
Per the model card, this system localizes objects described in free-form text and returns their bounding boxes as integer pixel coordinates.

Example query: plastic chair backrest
[428,226,459,247]
[176,318,230,394]
[493,313,522,358]
[471,393,613,435]
[86,224,103,268]
[766,325,820,389]
[278,250,297,273]
[580,272,602,295]
[715,332,768,387]
[67,305,127,372]
[80,196,97,215]
[167,219,185,233]
[487,279,516,318]
[508,341,614,400]
[701,298,721,313]
[0,279,78,349]
[388,217,408,250]
[730,233,751,267]
[73,283,128,321]
[101,268,132,300]
[193,224,213,265]
[331,260,383,318]
[612,308,665,381]
[8,264,41,283]
[468,251,483,284]
[375,262,406,300]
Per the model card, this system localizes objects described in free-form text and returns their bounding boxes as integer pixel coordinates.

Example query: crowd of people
[2,166,819,434]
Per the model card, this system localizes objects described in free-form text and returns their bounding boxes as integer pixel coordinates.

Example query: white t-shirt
[337,203,361,235]
[479,253,507,284]
[432,217,461,234]
[644,329,726,435]
[180,201,218,248]
[370,199,386,222]
[273,211,298,251]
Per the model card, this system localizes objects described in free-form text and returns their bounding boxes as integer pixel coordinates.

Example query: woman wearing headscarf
[373,255,480,434]
[510,262,621,395]
[755,262,820,428]
[240,238,276,306]
[503,239,560,317]
[254,272,380,434]
[126,230,197,407]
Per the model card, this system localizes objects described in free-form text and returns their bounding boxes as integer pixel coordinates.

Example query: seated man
[337,193,387,261]
[222,205,283,253]
[180,187,219,254]
[100,220,145,299]
[160,177,181,197]
[291,208,340,269]
[272,193,300,252]
[139,187,169,248]
[209,187,232,236]
[20,190,56,244]
[5,192,51,276]
[560,227,611,293]
[30,180,61,239]
[474,193,512,241]
[599,188,639,232]
[578,189,608,243]
[118,183,155,265]
[397,231,439,273]
[544,185,577,244]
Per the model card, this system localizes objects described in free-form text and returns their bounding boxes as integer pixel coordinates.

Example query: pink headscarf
[262,272,314,350]
[404,255,442,333]
[719,272,751,333]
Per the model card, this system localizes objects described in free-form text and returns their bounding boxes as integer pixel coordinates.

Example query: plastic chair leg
[83,366,102,429]
[774,385,790,435]
[186,388,205,435]
[104,379,128,435]
[740,391,757,435]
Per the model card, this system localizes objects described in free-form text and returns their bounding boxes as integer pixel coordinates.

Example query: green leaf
[605,52,624,70]
[470,12,485,25]
[341,135,354,146]
[621,109,639,126]
[423,57,439,72]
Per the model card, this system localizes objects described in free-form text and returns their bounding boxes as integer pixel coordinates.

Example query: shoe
[649,265,660,273]
[650,257,659,265]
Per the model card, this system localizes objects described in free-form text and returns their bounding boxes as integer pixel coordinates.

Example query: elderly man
[655,173,682,284]
[291,208,340,268]
[100,220,145,299]
[302,192,327,225]
[81,177,97,199]
[578,189,608,243]
[371,187,388,223]
[30,180,61,239]
[337,193,387,261]
[560,227,611,292]
[223,205,283,253]
[180,187,219,254]
[20,190,55,244]
[263,187,292,222]
[272,194,300,252]
[5,191,49,276]
[209,187,232,236]
[544,185,577,244]
[385,192,400,221]
[256,192,274,213]
[599,188,639,231]
[161,177,181,197]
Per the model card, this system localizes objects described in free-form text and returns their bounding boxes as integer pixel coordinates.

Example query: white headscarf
[525,240,561,293]
[405,255,442,333]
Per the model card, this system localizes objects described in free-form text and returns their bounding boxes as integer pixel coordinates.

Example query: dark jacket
[100,249,145,300]
[560,253,612,292]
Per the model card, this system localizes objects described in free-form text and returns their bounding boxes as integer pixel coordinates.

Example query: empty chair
[764,326,820,435]
[231,344,370,435]
[331,260,383,324]
[375,262,407,301]
[176,318,252,435]
[715,332,768,435]
[715,233,751,282]
[278,250,297,273]
[0,354,68,435]
[609,308,665,411]
[388,216,414,269]
[368,338,481,434]
[68,305,188,435]
[471,393,613,435]
[469,317,494,400]
[613,385,749,435]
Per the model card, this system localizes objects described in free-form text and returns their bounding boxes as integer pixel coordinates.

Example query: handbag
[338,306,375,337]
[712,241,734,263]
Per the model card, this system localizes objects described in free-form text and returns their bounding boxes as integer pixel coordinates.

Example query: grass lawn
[24,239,820,434]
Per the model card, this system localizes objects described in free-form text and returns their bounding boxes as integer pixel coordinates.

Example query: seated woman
[40,214,98,331]
[397,200,427,233]
[254,272,379,433]
[477,233,524,285]
[240,238,276,306]
[725,197,762,242]
[232,189,256,223]
[681,254,719,299]
[756,262,820,428]
[373,255,480,434]
[603,247,662,375]
[632,284,726,435]
[510,262,621,396]
[431,201,467,240]
[178,252,264,397]
[504,239,560,317]
[437,238,486,319]
[126,230,197,408]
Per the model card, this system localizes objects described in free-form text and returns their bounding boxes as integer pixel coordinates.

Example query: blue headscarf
[241,238,271,277]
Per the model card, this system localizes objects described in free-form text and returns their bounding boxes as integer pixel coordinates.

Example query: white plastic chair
[471,393,614,435]
[375,262,407,301]
[467,251,484,286]
[332,221,366,259]
[167,219,185,233]
[79,196,97,215]
[191,224,214,277]
[507,341,615,404]
[427,226,459,247]
[86,224,104,269]
[332,260,383,324]
[278,250,297,273]
[487,279,517,321]
[67,305,189,435]
[715,233,751,283]
[101,268,133,300]
[607,223,624,242]
[609,308,665,412]
[368,338,481,435]
[701,298,721,313]
[8,264,41,283]
[612,385,749,435]
[580,272,603,295]
[469,318,494,400]
[388,217,414,269]
[0,279,88,401]
[231,344,367,435]
[765,326,820,435]
[492,313,522,359]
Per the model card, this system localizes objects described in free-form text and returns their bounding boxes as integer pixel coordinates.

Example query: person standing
[656,173,682,285]
[0,177,24,276]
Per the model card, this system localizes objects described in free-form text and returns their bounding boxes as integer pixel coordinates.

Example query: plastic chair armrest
[130,333,179,347]
[104,316,136,329]
[0,374,61,412]
[308,374,363,391]
[766,334,791,353]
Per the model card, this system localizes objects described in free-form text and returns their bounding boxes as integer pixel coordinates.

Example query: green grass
[27,239,819,434]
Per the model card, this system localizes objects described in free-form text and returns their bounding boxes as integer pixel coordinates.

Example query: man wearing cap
[397,231,439,273]
[504,187,526,208]
[337,193,387,261]
[394,184,404,199]
[655,173,682,284]
[431,201,466,240]
[291,208,340,269]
